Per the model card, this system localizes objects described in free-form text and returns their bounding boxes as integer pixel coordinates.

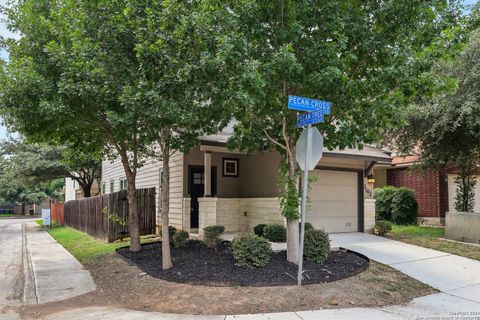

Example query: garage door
[307,170,358,233]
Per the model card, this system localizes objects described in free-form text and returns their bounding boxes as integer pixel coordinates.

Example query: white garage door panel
[308,170,358,233]
[309,186,358,201]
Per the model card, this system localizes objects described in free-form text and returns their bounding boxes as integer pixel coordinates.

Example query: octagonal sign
[296,127,323,171]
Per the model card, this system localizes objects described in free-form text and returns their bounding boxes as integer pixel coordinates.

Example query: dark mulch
[117,240,369,287]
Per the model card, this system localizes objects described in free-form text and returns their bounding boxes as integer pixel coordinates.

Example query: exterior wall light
[367,174,376,184]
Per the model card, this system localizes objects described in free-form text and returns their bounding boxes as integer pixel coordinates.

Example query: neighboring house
[64,177,100,202]
[102,127,392,236]
[373,155,480,225]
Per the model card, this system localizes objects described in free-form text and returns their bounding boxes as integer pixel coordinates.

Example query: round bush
[304,229,330,264]
[263,224,287,242]
[391,188,418,225]
[300,222,314,232]
[173,230,189,248]
[253,224,267,237]
[160,226,177,241]
[203,225,225,248]
[232,233,272,268]
[374,186,397,221]
[375,220,392,236]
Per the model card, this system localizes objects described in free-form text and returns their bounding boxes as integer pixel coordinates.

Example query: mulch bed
[117,240,369,286]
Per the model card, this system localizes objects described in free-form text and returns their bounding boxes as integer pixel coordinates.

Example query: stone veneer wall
[364,199,376,233]
[197,197,284,235]
[197,197,375,235]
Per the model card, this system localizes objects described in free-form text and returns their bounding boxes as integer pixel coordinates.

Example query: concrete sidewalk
[24,223,96,304]
[330,232,480,303]
[46,232,480,319]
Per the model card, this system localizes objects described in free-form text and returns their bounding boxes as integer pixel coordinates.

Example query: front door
[189,166,216,229]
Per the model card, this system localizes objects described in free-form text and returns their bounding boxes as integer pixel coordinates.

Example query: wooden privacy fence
[50,202,64,226]
[64,188,156,242]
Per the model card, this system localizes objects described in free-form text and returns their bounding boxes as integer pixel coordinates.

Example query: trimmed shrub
[232,233,272,268]
[160,226,177,241]
[173,230,189,248]
[253,224,267,237]
[374,186,397,221]
[391,188,418,225]
[374,220,392,236]
[304,229,330,264]
[263,224,287,242]
[374,186,419,225]
[203,225,225,248]
[300,222,314,232]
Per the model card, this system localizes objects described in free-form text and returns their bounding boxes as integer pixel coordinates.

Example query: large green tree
[126,0,230,268]
[397,30,480,212]
[217,0,468,262]
[0,0,153,251]
[0,139,101,197]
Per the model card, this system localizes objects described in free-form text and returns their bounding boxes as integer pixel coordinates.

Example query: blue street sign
[288,95,331,114]
[296,112,324,127]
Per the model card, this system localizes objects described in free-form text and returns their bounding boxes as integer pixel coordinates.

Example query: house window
[110,180,114,193]
[223,158,239,177]
[102,182,106,194]
[120,178,128,191]
[193,172,204,184]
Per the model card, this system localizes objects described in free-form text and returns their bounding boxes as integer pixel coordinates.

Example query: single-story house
[373,155,480,225]
[102,128,392,236]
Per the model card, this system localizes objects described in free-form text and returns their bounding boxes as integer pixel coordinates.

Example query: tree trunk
[160,147,173,269]
[126,174,141,251]
[286,149,300,264]
[80,183,92,198]
[286,218,299,263]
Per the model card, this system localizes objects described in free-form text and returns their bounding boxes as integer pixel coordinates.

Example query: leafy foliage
[304,229,330,264]
[454,161,477,212]
[253,224,267,237]
[232,233,272,268]
[375,186,418,225]
[374,186,398,221]
[172,230,189,248]
[0,139,101,197]
[391,188,419,225]
[263,224,287,243]
[203,225,225,248]
[375,220,393,236]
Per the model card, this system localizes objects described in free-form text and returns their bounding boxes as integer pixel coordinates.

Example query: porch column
[204,151,212,197]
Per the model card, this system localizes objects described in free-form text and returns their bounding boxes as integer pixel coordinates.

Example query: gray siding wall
[101,151,184,228]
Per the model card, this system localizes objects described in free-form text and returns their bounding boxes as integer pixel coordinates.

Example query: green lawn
[0,214,15,218]
[387,225,480,261]
[44,225,156,263]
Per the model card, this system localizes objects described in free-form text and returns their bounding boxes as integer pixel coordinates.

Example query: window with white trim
[120,178,128,191]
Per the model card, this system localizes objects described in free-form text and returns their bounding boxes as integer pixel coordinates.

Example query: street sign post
[288,95,331,113]
[290,95,330,286]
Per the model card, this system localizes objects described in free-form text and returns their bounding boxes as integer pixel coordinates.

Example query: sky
[0,0,478,140]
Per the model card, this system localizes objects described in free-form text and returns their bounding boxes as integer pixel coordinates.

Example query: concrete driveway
[46,232,480,320]
[0,217,96,318]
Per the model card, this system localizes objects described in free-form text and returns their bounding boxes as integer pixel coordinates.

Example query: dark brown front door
[188,166,216,229]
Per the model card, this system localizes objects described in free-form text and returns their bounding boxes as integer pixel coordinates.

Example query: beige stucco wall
[373,167,387,189]
[445,211,480,244]
[184,147,281,198]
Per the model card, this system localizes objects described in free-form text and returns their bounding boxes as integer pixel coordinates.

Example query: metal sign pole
[298,125,312,286]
